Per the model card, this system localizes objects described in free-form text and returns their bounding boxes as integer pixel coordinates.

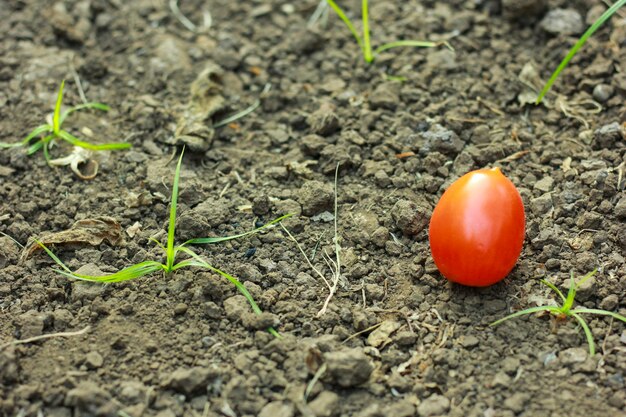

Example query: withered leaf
[21,217,124,261]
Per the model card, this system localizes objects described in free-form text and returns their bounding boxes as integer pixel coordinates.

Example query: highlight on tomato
[428,167,525,287]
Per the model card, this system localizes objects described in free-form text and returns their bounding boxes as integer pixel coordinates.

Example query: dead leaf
[366,320,402,349]
[22,217,124,261]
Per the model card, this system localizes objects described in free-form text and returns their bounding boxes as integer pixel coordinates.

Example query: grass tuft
[0,80,131,164]
[491,269,626,355]
[323,0,452,64]
[38,148,290,337]
[536,0,626,103]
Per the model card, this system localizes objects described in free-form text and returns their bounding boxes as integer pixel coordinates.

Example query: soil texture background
[1,1,625,416]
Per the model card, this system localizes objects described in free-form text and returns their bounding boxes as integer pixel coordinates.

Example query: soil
[1,1,625,416]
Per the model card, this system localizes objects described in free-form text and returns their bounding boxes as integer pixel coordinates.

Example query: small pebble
[540,9,584,35]
[174,303,188,316]
[593,84,614,102]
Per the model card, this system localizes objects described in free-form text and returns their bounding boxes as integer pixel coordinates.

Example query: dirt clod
[308,391,340,417]
[162,367,215,395]
[299,180,334,217]
[391,200,430,236]
[417,394,450,417]
[323,349,373,388]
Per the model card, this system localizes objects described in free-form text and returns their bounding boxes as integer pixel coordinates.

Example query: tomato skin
[428,167,525,287]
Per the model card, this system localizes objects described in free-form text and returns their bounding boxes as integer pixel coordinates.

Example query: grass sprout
[37,149,291,337]
[491,269,626,355]
[0,80,131,163]
[537,0,626,103]
[323,0,452,63]
[282,163,342,317]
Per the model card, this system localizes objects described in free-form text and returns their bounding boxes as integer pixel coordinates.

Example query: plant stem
[361,0,372,62]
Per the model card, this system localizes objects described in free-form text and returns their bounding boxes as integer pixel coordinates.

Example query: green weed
[0,80,131,163]
[37,149,291,337]
[491,269,626,355]
[324,0,452,63]
[537,0,626,103]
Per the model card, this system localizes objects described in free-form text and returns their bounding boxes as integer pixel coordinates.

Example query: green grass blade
[562,271,577,313]
[572,313,596,356]
[575,268,598,290]
[184,213,293,246]
[148,237,167,252]
[166,149,185,271]
[540,279,567,304]
[53,261,164,283]
[57,130,131,150]
[59,102,110,126]
[490,306,559,326]
[36,240,73,273]
[53,81,65,135]
[0,125,51,148]
[571,308,626,323]
[536,0,626,104]
[37,239,164,282]
[27,138,47,155]
[325,0,365,56]
[374,40,446,55]
[176,246,280,337]
[43,142,51,164]
[361,0,372,62]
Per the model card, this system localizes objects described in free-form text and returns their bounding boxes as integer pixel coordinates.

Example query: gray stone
[324,349,373,387]
[417,394,450,417]
[308,391,340,417]
[540,9,584,35]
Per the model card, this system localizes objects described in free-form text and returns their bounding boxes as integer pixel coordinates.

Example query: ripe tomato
[428,167,525,287]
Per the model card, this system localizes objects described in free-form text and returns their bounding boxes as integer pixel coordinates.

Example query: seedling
[491,269,626,355]
[323,0,452,63]
[37,149,290,337]
[537,0,626,103]
[0,80,131,163]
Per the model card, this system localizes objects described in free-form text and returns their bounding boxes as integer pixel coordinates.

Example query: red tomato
[428,167,525,287]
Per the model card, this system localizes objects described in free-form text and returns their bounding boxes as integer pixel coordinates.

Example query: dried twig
[0,326,91,349]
